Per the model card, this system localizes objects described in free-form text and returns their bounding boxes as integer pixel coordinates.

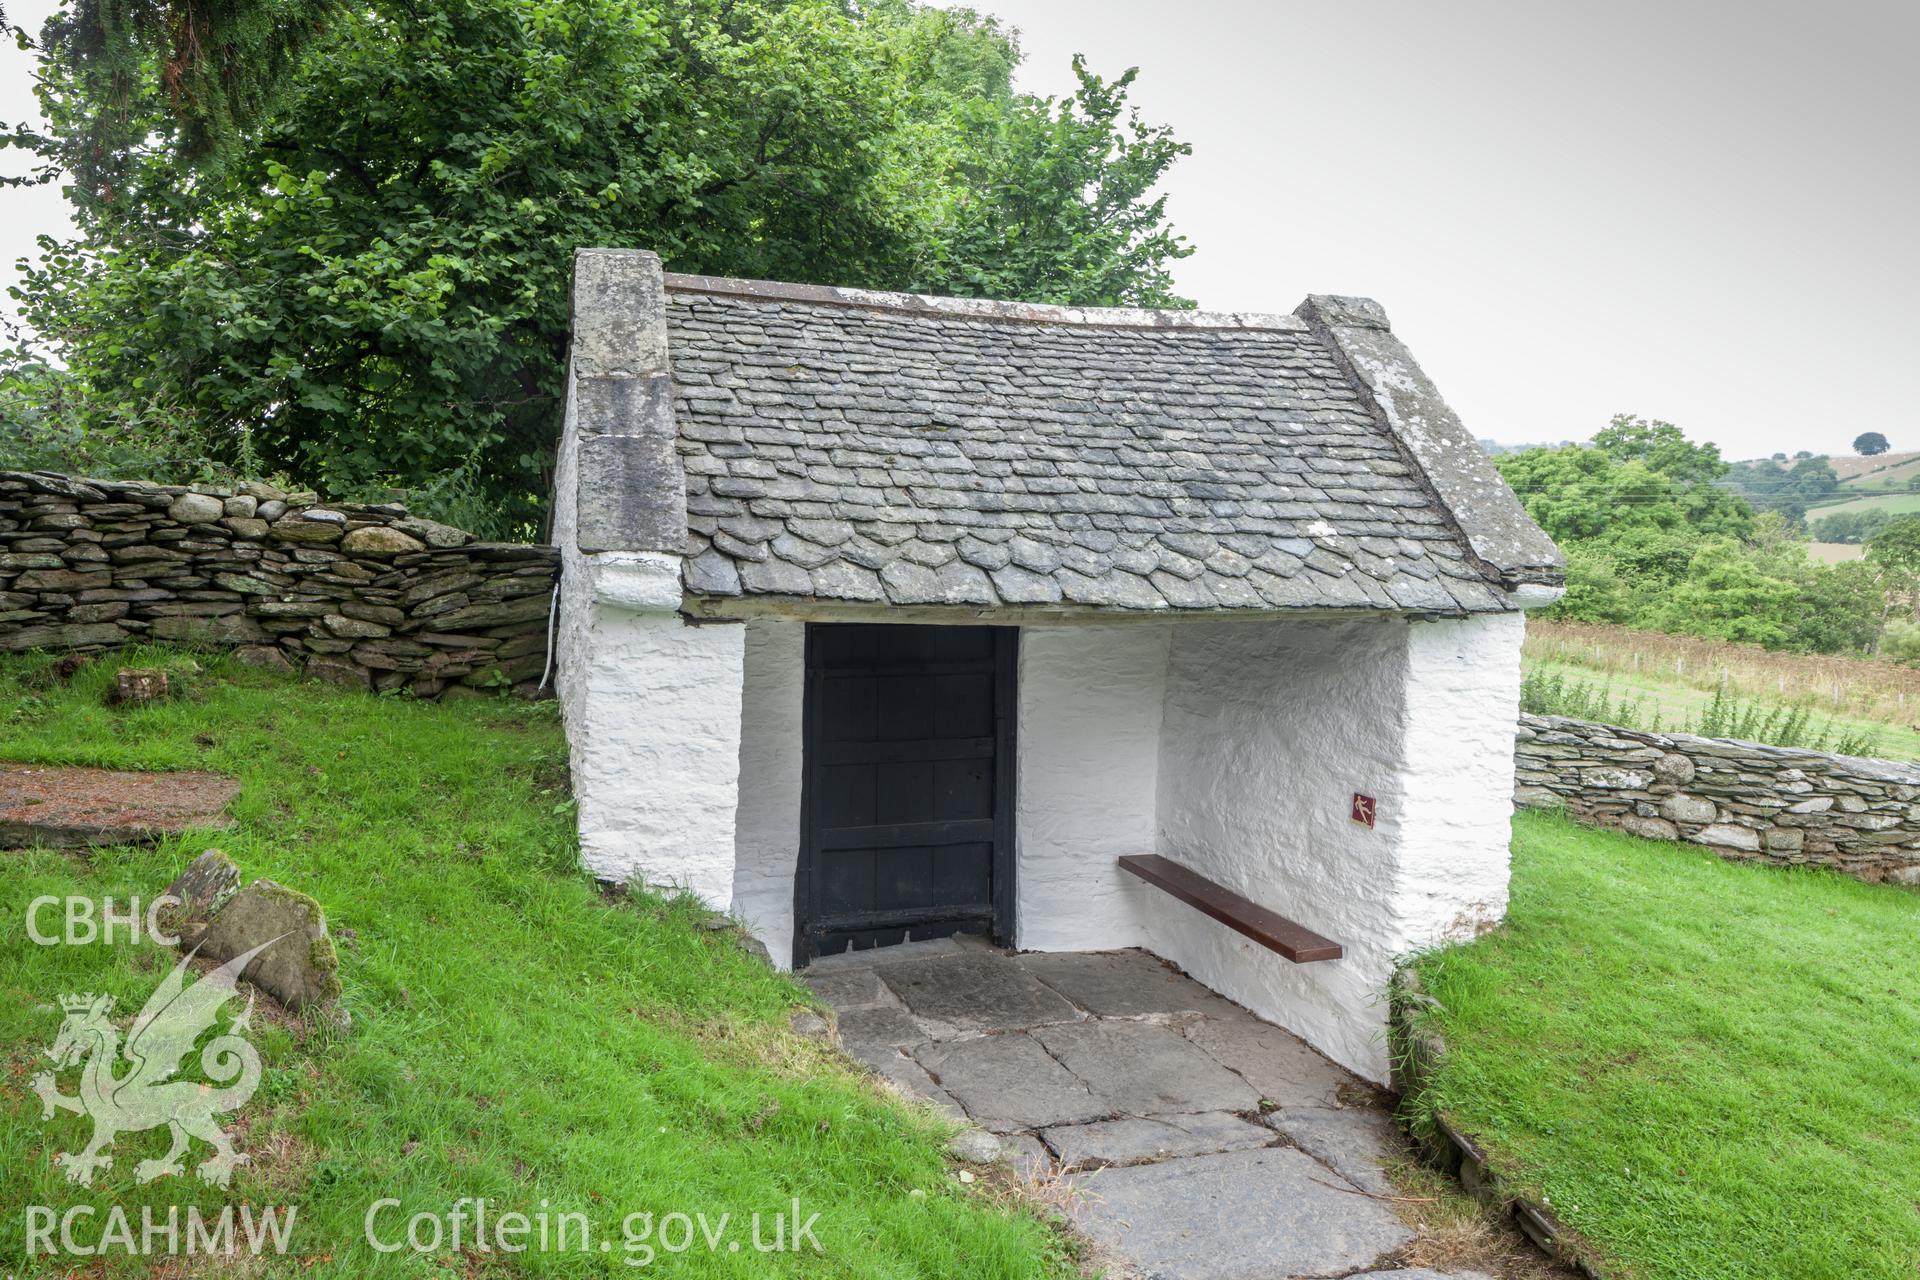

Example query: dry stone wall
[1515,713,1920,885]
[0,471,557,698]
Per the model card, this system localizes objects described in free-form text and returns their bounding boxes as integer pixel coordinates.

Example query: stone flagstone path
[806,937,1492,1280]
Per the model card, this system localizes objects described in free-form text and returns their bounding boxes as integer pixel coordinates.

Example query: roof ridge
[662,271,1311,334]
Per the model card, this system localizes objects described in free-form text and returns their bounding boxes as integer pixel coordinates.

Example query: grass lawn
[1409,812,1920,1280]
[0,649,1071,1277]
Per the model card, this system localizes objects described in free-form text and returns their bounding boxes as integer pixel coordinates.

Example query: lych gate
[551,250,1563,1081]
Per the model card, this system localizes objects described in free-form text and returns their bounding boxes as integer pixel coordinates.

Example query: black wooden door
[794,623,1016,966]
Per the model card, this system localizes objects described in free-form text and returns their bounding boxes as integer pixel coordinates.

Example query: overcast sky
[4,1,1914,460]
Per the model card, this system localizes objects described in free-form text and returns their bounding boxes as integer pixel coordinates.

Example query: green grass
[1521,657,1920,760]
[0,649,1070,1277]
[1410,812,1920,1280]
[1802,489,1920,520]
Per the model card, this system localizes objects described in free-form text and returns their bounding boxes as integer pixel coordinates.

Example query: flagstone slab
[1065,1147,1412,1280]
[874,951,1080,1032]
[917,1032,1107,1131]
[1032,1020,1261,1115]
[1042,1111,1273,1168]
[801,967,898,1010]
[835,1003,926,1055]
[1264,1105,1401,1196]
[1017,948,1229,1017]
[859,1046,966,1122]
[1182,1012,1354,1108]
[0,763,238,849]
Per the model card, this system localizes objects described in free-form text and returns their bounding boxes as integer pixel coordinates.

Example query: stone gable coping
[569,249,686,556]
[1295,294,1565,593]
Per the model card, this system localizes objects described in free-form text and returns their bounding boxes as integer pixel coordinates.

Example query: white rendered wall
[552,373,746,904]
[1014,626,1171,952]
[730,619,806,967]
[1149,613,1525,1082]
[1393,613,1526,949]
[1152,618,1406,1079]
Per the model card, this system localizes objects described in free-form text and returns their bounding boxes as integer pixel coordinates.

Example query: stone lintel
[1296,294,1566,596]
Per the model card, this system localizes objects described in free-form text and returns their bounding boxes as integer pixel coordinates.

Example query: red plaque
[1350,793,1377,828]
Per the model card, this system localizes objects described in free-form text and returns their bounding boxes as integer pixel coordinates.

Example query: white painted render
[1013,625,1169,952]
[1149,613,1525,1081]
[730,619,806,967]
[1151,617,1408,1079]
[1393,613,1526,949]
[552,249,1539,1077]
[560,598,1527,1081]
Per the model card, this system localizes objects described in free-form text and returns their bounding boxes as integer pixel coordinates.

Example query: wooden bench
[1118,854,1343,963]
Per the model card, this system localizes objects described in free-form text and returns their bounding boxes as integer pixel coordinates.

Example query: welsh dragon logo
[31,938,278,1187]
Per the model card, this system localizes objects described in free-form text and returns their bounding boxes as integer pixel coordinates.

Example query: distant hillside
[1733,449,1918,485]
[1739,448,1920,540]
[1478,439,1577,455]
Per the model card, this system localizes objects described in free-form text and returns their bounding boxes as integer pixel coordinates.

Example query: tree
[1495,419,1887,654]
[5,0,344,196]
[1722,454,1838,522]
[6,0,1193,533]
[1646,538,1798,648]
[1855,431,1891,456]
[1590,414,1728,486]
[1810,509,1893,545]
[1495,420,1751,548]
[1868,517,1920,621]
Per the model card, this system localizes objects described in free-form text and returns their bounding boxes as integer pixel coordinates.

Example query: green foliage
[7,0,1191,528]
[1690,682,1877,756]
[1880,618,1920,667]
[1518,666,1876,755]
[25,0,343,189]
[1854,430,1891,456]
[1809,507,1894,544]
[1867,516,1920,621]
[1722,454,1839,522]
[0,353,251,481]
[1495,415,1751,546]
[1518,666,1655,727]
[1497,419,1883,656]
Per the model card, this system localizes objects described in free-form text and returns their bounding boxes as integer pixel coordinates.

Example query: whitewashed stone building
[553,249,1563,1080]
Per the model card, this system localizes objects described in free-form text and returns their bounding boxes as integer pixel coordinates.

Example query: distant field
[1809,541,1865,563]
[1737,450,1917,483]
[1824,448,1919,483]
[1804,490,1920,521]
[1843,454,1920,490]
[1523,620,1920,761]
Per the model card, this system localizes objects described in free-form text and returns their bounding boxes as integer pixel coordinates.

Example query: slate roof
[642,275,1559,617]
